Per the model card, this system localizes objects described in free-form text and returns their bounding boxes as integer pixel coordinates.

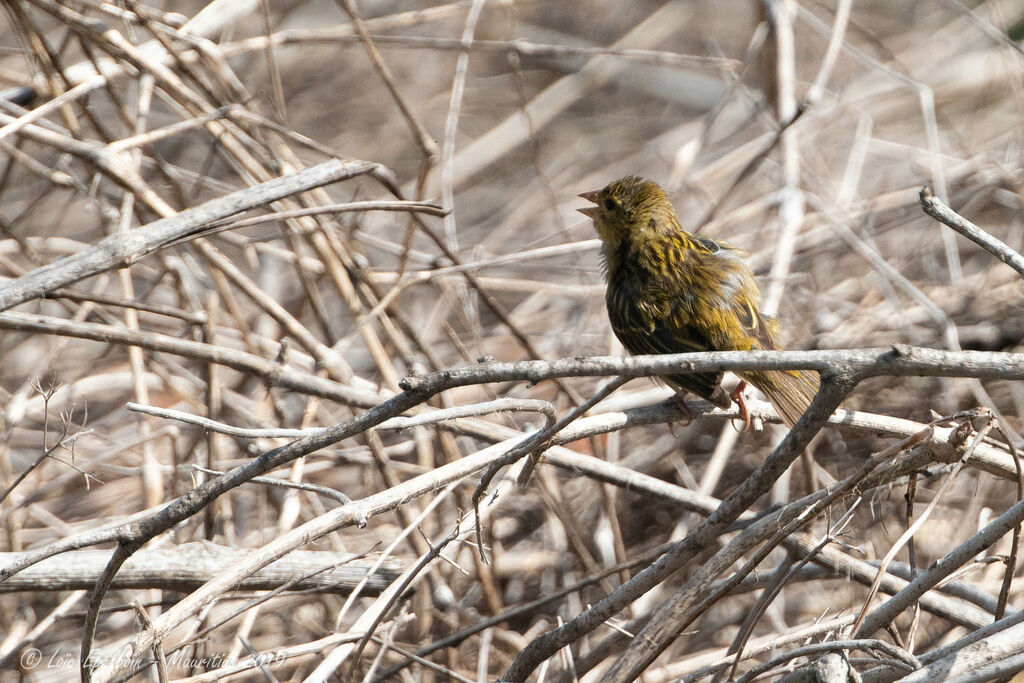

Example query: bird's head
[577,176,677,247]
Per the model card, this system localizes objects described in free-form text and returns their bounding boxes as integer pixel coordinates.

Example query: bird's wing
[692,235,723,254]
[733,298,779,351]
[694,245,777,351]
[693,235,747,258]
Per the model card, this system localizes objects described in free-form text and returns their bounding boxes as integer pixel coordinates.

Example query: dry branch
[0,158,382,311]
[0,544,403,594]
[921,185,1024,278]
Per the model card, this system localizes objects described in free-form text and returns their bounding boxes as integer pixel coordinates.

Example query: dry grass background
[1,0,1024,681]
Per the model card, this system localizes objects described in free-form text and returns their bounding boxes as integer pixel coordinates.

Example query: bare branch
[0,545,401,594]
[0,158,381,311]
[921,185,1024,278]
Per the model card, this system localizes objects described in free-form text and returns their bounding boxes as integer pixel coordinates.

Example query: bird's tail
[743,369,820,428]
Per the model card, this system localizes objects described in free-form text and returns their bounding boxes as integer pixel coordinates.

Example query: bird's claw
[667,393,695,437]
[673,394,695,425]
[730,381,751,432]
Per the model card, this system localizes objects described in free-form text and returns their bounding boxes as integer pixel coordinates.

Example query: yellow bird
[578,175,818,427]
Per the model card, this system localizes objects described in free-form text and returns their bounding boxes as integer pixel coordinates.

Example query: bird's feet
[666,393,695,437]
[672,393,696,426]
[730,381,751,431]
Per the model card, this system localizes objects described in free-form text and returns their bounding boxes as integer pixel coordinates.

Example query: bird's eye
[603,198,617,211]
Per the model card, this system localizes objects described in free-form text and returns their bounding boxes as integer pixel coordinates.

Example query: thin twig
[920,185,1024,277]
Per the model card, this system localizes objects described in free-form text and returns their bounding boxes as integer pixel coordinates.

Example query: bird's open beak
[577,189,601,219]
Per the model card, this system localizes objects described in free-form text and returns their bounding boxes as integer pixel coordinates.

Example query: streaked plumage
[578,175,818,427]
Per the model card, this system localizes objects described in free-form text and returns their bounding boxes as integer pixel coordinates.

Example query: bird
[577,175,818,428]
